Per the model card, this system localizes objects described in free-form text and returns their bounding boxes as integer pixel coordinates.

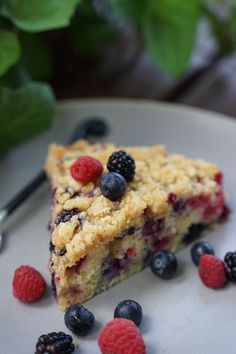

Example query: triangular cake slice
[45,140,229,310]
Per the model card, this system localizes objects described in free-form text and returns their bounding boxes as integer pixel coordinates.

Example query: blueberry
[114,299,142,326]
[191,241,214,266]
[150,250,178,279]
[100,172,127,201]
[64,304,95,336]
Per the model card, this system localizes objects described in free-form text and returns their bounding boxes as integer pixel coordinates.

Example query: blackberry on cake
[45,140,229,310]
[107,150,135,181]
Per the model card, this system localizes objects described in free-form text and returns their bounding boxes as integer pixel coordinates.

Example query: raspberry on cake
[45,140,229,310]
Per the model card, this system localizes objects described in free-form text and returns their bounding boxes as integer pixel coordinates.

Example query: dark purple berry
[35,331,74,354]
[101,254,129,277]
[114,299,143,326]
[191,241,214,266]
[127,227,135,235]
[143,218,165,236]
[64,304,95,336]
[182,223,207,244]
[55,208,80,225]
[49,241,55,253]
[150,250,178,279]
[107,150,135,182]
[172,199,186,214]
[51,273,57,298]
[224,251,236,282]
[59,247,67,256]
[100,172,127,201]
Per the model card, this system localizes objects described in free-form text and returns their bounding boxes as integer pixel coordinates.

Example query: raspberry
[13,265,46,303]
[199,255,227,289]
[107,150,135,182]
[70,156,103,183]
[98,318,146,354]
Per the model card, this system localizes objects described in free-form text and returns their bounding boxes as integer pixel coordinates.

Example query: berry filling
[153,236,172,251]
[51,272,57,299]
[59,247,67,256]
[143,217,165,237]
[172,199,186,214]
[74,257,87,274]
[51,188,229,308]
[55,208,81,225]
[101,255,130,278]
[167,192,177,205]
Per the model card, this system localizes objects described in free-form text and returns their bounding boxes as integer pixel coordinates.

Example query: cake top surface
[45,140,219,262]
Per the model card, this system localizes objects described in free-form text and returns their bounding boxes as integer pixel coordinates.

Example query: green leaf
[20,33,53,80]
[0,82,55,154]
[0,62,31,89]
[143,0,201,77]
[204,6,236,55]
[71,1,116,55]
[0,29,21,76]
[1,0,81,32]
[107,0,146,25]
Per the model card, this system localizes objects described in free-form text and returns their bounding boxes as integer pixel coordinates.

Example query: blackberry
[107,150,135,182]
[35,331,75,354]
[224,251,236,282]
[114,299,143,326]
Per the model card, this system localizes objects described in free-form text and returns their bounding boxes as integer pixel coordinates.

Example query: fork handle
[3,171,46,216]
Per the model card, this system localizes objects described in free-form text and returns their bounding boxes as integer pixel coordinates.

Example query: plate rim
[56,98,236,127]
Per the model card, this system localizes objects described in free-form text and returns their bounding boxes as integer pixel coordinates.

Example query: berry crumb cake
[45,140,229,310]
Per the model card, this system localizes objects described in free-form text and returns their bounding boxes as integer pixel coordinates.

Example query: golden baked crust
[45,140,219,264]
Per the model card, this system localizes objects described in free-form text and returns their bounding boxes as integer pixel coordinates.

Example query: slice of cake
[45,140,229,310]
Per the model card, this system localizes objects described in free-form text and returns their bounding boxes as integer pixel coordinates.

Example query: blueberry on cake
[45,140,229,310]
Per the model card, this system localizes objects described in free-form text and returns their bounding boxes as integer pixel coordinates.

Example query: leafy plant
[0,0,236,154]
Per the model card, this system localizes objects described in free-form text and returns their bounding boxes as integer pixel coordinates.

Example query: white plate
[0,99,236,354]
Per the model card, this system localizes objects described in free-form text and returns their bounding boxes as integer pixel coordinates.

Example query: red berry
[167,192,177,205]
[13,265,46,303]
[70,156,103,183]
[199,255,227,289]
[98,318,146,354]
[187,194,210,210]
[126,248,136,257]
[215,172,223,185]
